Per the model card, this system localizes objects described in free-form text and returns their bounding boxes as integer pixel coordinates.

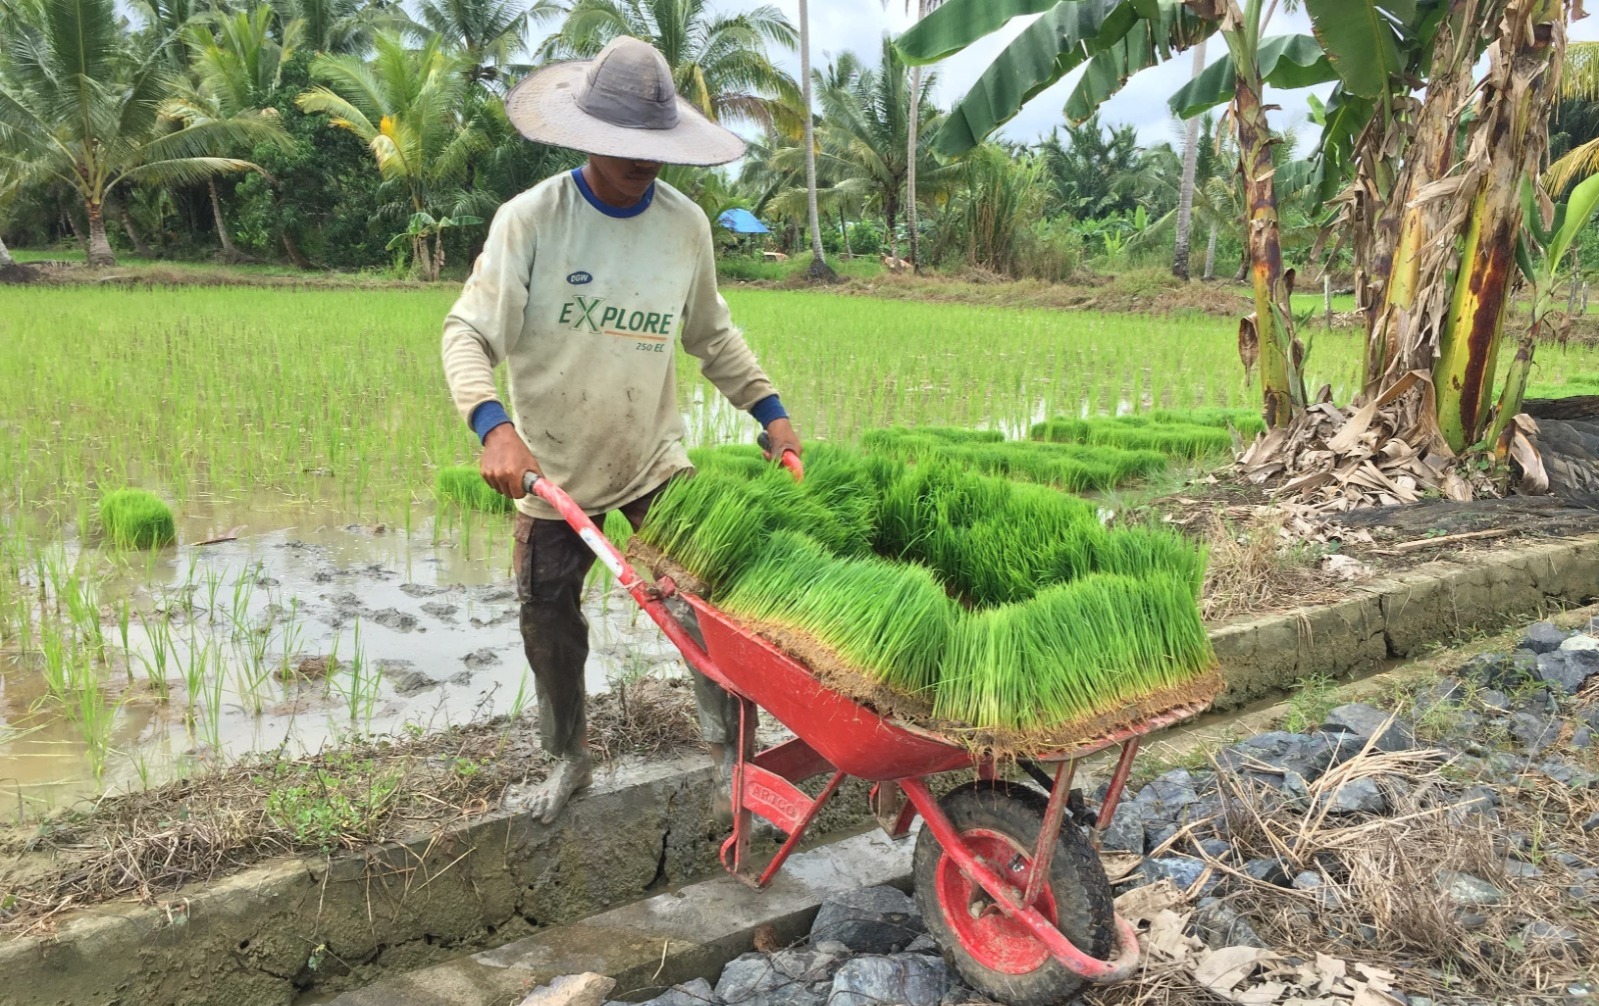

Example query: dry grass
[1192,508,1345,622]
[0,676,699,934]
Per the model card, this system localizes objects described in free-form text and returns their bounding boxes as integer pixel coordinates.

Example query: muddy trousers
[512,493,741,760]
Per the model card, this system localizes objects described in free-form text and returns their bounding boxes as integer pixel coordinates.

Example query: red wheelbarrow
[522,465,1210,1004]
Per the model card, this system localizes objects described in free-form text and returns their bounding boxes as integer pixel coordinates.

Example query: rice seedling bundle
[634,435,1219,744]
[1030,418,1234,460]
[861,427,1167,492]
[435,466,514,514]
[99,489,176,549]
[1146,408,1268,436]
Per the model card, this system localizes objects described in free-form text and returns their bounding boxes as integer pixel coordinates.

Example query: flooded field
[5,283,1598,813]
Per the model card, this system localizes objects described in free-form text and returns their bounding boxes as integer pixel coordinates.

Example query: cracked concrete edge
[1206,531,1599,710]
[0,754,870,1006]
[316,830,917,1006]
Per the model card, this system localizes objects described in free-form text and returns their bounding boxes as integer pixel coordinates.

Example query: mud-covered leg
[513,513,596,824]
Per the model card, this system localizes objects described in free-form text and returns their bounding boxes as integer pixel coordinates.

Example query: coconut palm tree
[296,32,486,279]
[408,0,556,85]
[796,0,829,278]
[886,0,940,272]
[538,0,798,132]
[814,35,951,263]
[170,5,294,261]
[1172,36,1207,280]
[267,0,389,54]
[0,0,279,266]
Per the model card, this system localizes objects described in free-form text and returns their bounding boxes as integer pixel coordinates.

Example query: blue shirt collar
[571,167,655,219]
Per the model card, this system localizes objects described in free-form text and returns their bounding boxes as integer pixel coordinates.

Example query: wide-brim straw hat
[506,36,747,167]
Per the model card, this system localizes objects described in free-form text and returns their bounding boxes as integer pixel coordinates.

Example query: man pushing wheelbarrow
[440,34,801,824]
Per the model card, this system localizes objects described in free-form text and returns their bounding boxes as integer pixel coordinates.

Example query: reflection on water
[0,516,683,817]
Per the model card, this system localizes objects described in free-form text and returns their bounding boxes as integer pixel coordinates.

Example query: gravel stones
[637,978,718,1006]
[1138,855,1209,891]
[809,886,923,954]
[1188,899,1266,949]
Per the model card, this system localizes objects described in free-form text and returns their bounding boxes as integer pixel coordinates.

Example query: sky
[519,3,1599,153]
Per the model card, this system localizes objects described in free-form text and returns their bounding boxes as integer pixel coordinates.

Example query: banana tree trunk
[209,179,240,263]
[1433,0,1563,452]
[1231,56,1301,428]
[1204,223,1217,280]
[85,199,116,268]
[1173,38,1208,281]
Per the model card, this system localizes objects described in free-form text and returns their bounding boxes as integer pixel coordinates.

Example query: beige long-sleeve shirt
[442,170,777,519]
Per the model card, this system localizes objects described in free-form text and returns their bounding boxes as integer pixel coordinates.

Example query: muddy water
[0,514,683,816]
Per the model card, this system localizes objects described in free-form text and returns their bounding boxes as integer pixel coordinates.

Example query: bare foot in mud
[524,754,593,824]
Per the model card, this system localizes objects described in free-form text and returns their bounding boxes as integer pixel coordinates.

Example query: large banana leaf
[895,0,1068,64]
[912,0,1151,156]
[1063,1,1215,123]
[1167,35,1336,119]
[1303,0,1409,98]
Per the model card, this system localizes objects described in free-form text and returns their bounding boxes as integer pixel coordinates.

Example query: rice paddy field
[5,281,1599,813]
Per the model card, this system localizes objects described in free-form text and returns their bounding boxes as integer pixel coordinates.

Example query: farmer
[441,35,801,824]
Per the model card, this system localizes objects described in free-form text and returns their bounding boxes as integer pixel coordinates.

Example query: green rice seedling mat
[628,437,1222,753]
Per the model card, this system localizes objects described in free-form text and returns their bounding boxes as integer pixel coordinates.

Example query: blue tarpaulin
[717,208,769,234]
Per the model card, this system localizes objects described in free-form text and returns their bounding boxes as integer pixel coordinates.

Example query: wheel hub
[935,827,1059,975]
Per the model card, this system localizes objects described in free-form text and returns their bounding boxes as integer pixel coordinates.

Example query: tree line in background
[0,0,1386,284]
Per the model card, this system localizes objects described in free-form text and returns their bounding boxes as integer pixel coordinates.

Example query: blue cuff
[470,400,511,444]
[750,394,787,428]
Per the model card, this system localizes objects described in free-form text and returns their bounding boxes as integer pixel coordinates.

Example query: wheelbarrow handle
[756,431,804,481]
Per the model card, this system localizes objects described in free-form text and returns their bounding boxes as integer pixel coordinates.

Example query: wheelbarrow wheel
[912,780,1114,1006]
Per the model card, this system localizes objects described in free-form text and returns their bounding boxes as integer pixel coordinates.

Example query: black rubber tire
[912,780,1115,1006]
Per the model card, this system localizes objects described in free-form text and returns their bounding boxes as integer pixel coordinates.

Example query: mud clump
[462,647,502,669]
[0,262,38,284]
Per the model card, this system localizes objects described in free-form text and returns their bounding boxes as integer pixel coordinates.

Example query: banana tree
[897,0,1335,428]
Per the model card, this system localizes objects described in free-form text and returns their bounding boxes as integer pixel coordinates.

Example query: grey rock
[1323,703,1415,753]
[716,954,785,1003]
[813,941,849,957]
[1524,622,1570,654]
[810,886,923,954]
[1146,823,1181,851]
[1461,651,1539,690]
[902,935,939,957]
[1509,711,1556,752]
[1535,650,1599,696]
[1437,871,1505,906]
[772,948,846,983]
[420,600,459,620]
[829,955,951,1006]
[1503,860,1544,879]
[1243,858,1291,886]
[1139,856,1208,891]
[1573,726,1594,749]
[1552,852,1584,868]
[1455,910,1490,931]
[1216,731,1340,783]
[1292,871,1324,891]
[641,978,717,1006]
[1541,760,1599,788]
[1138,769,1201,819]
[462,647,502,668]
[1582,812,1599,832]
[1479,689,1513,713]
[1415,679,1463,713]
[1188,900,1266,949]
[1326,777,1387,815]
[1280,770,1312,809]
[1098,802,1145,853]
[1561,633,1599,653]
[1519,921,1583,957]
[1198,838,1233,859]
